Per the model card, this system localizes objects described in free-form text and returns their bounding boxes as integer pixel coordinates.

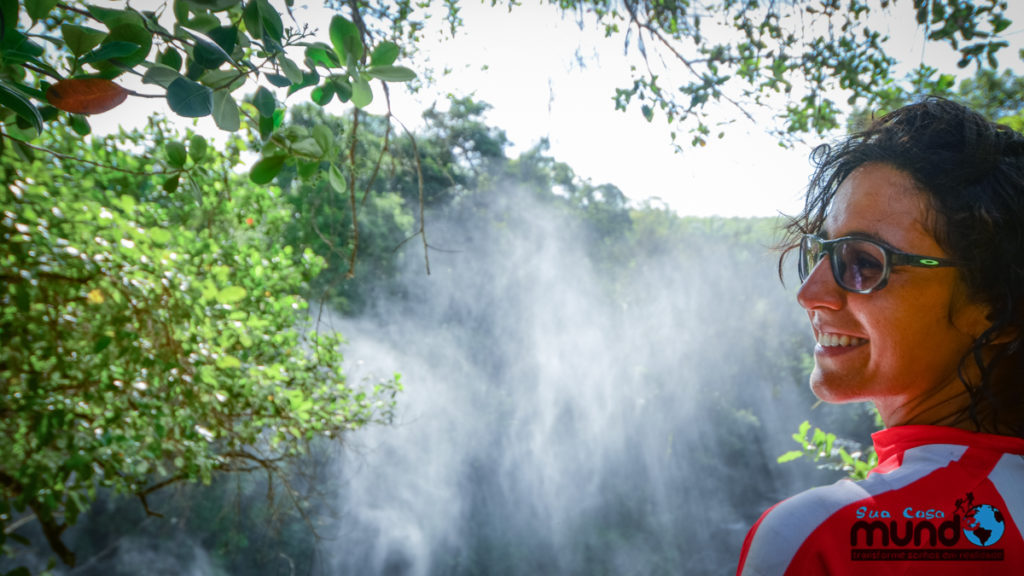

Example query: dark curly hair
[780,97,1024,436]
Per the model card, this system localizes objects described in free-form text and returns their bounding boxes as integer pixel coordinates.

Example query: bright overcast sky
[356,1,1024,217]
[367,1,816,218]
[98,0,1024,218]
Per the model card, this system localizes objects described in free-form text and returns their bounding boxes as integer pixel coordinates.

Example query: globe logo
[963,504,1005,547]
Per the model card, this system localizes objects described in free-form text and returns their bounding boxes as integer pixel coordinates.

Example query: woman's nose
[796,256,844,311]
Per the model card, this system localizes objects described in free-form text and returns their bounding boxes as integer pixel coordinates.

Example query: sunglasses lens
[834,240,885,292]
[798,235,822,283]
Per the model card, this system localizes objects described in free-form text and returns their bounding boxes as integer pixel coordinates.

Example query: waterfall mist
[316,188,819,575]
[20,185,852,576]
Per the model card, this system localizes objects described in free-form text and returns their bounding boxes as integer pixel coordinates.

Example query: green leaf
[992,14,1012,34]
[217,355,241,369]
[777,450,804,464]
[351,77,372,108]
[216,286,247,304]
[182,0,238,12]
[38,104,58,122]
[258,113,274,140]
[142,63,181,88]
[304,42,340,68]
[25,0,59,20]
[165,140,188,167]
[312,124,333,154]
[329,15,362,63]
[69,114,91,136]
[95,23,153,68]
[162,174,180,193]
[0,81,42,135]
[297,160,319,179]
[259,0,284,42]
[328,164,346,193]
[331,76,352,102]
[61,23,107,58]
[158,47,183,71]
[1,0,17,34]
[794,420,811,442]
[242,0,261,38]
[2,29,45,61]
[363,65,416,82]
[189,134,208,162]
[183,13,220,33]
[253,86,275,118]
[245,0,282,43]
[86,4,143,28]
[166,77,213,117]
[149,228,172,244]
[311,82,334,106]
[249,155,286,184]
[212,90,240,131]
[266,73,291,87]
[290,138,322,158]
[287,69,320,96]
[93,335,113,353]
[80,41,140,65]
[198,69,245,91]
[370,41,399,66]
[186,26,237,69]
[278,55,303,84]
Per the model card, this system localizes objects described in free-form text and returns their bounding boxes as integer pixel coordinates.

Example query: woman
[737,98,1024,575]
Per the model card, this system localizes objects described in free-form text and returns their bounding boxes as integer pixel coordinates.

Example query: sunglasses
[798,234,957,294]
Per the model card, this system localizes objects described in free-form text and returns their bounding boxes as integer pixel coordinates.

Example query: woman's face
[796,163,990,427]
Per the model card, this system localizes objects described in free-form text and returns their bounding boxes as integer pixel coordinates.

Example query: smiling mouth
[816,332,868,348]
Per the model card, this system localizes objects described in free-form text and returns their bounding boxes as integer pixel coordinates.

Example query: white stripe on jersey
[740,444,967,576]
[988,453,1024,544]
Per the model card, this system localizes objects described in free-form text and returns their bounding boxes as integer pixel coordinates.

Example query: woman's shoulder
[738,479,871,575]
[755,478,871,546]
[738,436,1024,575]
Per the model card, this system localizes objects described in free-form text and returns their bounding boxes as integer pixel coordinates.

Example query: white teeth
[817,333,866,347]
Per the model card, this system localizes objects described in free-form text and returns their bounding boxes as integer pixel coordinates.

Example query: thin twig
[345,107,360,279]
[2,135,177,177]
[277,465,321,539]
[22,62,62,81]
[136,493,164,518]
[124,90,166,99]
[626,6,757,125]
[137,472,189,499]
[361,83,393,208]
[391,117,430,274]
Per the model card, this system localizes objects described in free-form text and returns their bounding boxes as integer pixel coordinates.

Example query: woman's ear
[952,293,995,343]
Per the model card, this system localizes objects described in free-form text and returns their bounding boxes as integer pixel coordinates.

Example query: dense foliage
[0,121,399,569]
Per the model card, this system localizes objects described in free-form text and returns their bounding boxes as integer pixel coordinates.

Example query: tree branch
[345,107,361,279]
[2,135,176,178]
[361,83,394,208]
[392,117,430,274]
[1,471,76,567]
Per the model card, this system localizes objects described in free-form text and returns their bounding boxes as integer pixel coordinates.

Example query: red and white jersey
[737,425,1024,575]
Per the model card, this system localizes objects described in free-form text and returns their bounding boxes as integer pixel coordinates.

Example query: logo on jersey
[849,492,1007,561]
[957,493,1006,547]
